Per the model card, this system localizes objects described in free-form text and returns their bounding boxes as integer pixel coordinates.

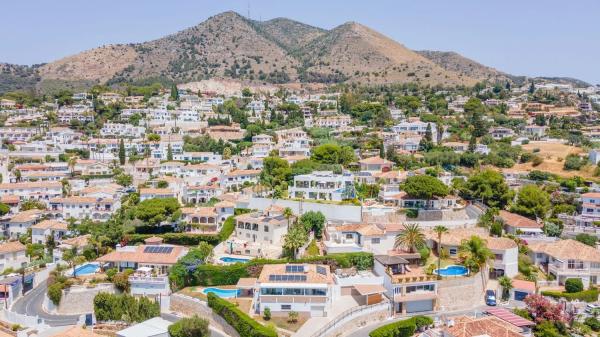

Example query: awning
[354,284,387,296]
[137,266,153,273]
[486,308,535,327]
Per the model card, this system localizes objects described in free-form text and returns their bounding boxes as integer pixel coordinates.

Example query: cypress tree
[118,139,126,165]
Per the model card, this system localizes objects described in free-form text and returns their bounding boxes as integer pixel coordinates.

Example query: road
[11,280,80,327]
[12,282,229,335]
[345,305,498,337]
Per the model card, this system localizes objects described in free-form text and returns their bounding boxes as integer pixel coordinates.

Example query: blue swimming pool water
[202,287,240,298]
[220,257,250,263]
[73,263,99,276]
[435,265,468,277]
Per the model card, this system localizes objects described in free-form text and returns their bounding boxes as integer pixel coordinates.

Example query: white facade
[288,171,354,201]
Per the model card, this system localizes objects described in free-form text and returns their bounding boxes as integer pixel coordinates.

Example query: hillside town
[0,2,600,336]
[0,77,599,337]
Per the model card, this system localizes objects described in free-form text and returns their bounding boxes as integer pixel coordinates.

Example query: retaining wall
[170,293,239,337]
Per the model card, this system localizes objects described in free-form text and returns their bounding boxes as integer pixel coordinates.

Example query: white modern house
[288,171,354,201]
[253,264,334,317]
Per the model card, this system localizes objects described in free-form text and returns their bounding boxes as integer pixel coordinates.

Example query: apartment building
[528,239,600,287]
[100,122,146,138]
[288,171,354,201]
[48,196,119,221]
[3,209,44,239]
[253,264,334,317]
[0,181,62,203]
[182,184,222,204]
[0,241,28,271]
[0,127,39,142]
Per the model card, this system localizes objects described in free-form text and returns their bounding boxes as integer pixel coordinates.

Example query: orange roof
[0,195,19,203]
[359,156,392,165]
[31,220,68,230]
[97,245,186,265]
[50,326,103,337]
[445,316,523,337]
[498,210,542,229]
[511,279,536,292]
[0,241,25,253]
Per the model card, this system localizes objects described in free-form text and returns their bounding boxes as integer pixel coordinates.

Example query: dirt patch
[516,141,596,179]
[521,141,583,159]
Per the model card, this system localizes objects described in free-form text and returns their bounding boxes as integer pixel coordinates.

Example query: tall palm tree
[283,207,294,231]
[498,276,513,301]
[459,235,494,287]
[68,156,78,178]
[394,223,425,253]
[433,225,449,279]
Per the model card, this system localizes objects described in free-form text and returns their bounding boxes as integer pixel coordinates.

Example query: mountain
[0,11,586,94]
[415,50,512,83]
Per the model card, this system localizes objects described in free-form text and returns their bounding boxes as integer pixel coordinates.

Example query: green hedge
[218,216,235,242]
[369,317,417,337]
[207,293,277,337]
[171,252,373,290]
[541,287,599,302]
[125,233,220,246]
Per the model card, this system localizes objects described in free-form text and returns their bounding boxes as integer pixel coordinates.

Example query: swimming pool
[219,256,250,263]
[202,287,240,298]
[434,265,468,277]
[73,263,100,276]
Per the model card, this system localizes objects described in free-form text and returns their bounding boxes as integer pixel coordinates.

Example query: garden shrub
[541,287,598,302]
[369,316,418,337]
[94,292,160,323]
[565,278,584,293]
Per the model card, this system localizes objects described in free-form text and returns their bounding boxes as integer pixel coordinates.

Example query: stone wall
[170,294,239,337]
[437,271,486,311]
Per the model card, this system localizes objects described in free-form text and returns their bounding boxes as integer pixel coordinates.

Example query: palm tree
[394,223,425,253]
[498,276,513,301]
[283,225,308,260]
[283,207,294,231]
[459,235,494,287]
[433,225,448,279]
[68,156,78,178]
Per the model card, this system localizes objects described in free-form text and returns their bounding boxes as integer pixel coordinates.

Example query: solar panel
[144,246,174,254]
[285,265,304,273]
[316,266,327,275]
[268,275,307,282]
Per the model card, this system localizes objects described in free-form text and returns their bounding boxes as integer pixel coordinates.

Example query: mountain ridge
[0,11,590,94]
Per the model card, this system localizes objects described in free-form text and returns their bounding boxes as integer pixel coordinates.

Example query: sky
[2,0,599,85]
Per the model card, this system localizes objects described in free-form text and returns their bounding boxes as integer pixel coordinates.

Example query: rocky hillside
[1,11,587,93]
[416,50,512,84]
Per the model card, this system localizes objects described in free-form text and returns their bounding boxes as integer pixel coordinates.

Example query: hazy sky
[2,0,599,84]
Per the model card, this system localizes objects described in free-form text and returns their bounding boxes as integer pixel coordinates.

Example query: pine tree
[118,139,126,165]
[529,82,535,94]
[170,83,179,101]
[468,135,477,152]
[167,143,173,161]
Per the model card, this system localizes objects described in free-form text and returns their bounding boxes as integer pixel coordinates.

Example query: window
[405,284,435,293]
[345,233,354,239]
[281,305,292,310]
[306,288,327,296]
[567,260,584,269]
[264,226,269,232]
[283,288,304,296]
[449,248,457,256]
